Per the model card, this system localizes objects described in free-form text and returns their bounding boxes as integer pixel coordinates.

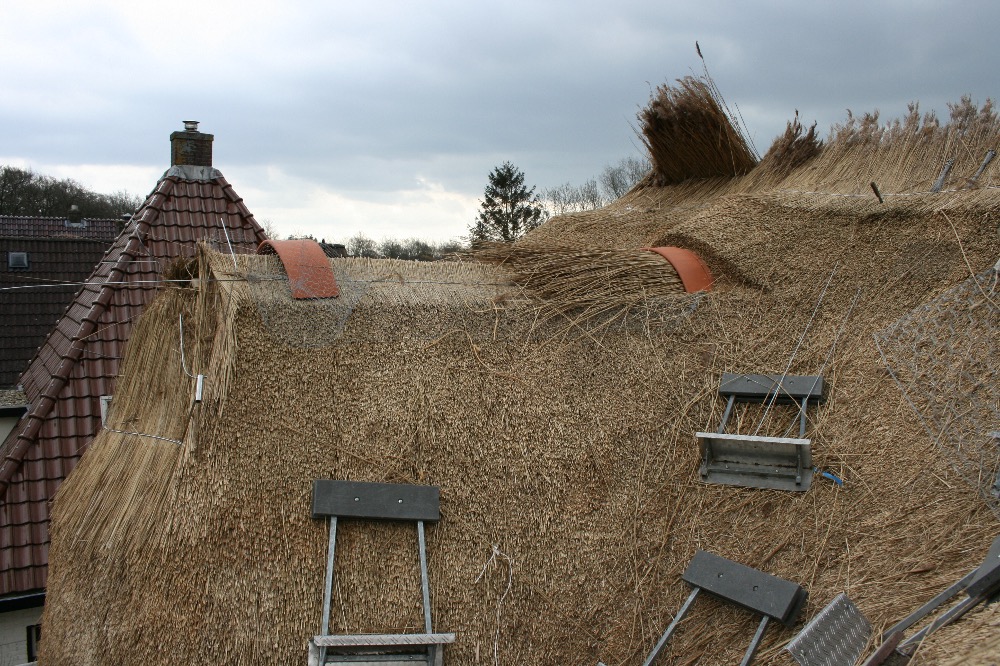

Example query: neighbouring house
[0,216,120,663]
[37,88,1000,664]
[0,215,119,393]
[0,122,267,665]
[0,393,28,476]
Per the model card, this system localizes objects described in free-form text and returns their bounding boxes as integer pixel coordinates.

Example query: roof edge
[0,405,28,418]
[0,589,45,612]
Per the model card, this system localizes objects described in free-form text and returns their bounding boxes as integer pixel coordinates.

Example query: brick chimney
[170,120,213,167]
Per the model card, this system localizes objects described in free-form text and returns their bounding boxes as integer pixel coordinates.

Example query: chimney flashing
[164,165,223,182]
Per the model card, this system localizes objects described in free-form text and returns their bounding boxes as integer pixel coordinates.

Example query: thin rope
[102,427,183,446]
[474,544,513,666]
[0,277,284,291]
[753,264,838,436]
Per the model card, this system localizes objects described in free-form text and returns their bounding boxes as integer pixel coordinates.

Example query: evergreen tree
[469,162,546,243]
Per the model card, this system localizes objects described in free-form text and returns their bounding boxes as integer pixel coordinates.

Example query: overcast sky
[2,0,998,242]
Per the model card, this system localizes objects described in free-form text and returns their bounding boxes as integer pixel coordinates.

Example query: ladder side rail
[880,568,976,640]
[798,397,808,439]
[897,594,983,652]
[320,516,339,665]
[418,520,433,632]
[717,394,736,434]
[641,587,700,666]
[739,616,770,666]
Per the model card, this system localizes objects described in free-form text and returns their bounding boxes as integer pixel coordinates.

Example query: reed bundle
[769,97,1000,196]
[638,76,758,185]
[52,287,196,560]
[742,112,823,188]
[474,241,688,332]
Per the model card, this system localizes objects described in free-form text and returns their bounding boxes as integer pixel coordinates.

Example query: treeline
[541,156,649,215]
[0,165,143,218]
[344,234,466,260]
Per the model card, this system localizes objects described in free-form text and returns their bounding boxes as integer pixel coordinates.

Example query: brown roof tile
[1,236,115,387]
[0,216,120,241]
[0,168,267,595]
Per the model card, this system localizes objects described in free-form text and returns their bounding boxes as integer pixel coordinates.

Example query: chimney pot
[183,120,199,132]
[66,204,84,226]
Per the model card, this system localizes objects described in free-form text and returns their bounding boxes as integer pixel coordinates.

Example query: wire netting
[875,263,1000,514]
[246,264,371,348]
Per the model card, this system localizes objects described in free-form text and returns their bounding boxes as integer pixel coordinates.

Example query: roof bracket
[786,593,872,666]
[641,550,807,666]
[695,373,824,492]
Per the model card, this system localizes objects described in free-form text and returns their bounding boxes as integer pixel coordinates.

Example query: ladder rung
[314,633,456,647]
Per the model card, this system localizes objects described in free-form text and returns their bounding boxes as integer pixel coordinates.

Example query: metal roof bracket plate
[697,432,813,492]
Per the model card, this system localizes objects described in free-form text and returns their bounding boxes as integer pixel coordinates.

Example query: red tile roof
[1,237,116,387]
[0,167,267,595]
[0,216,120,241]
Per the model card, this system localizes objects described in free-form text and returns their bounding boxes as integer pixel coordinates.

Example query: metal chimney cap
[183,120,200,132]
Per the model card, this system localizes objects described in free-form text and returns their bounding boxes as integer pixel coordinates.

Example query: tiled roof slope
[0,216,120,240]
[0,237,114,387]
[0,168,267,595]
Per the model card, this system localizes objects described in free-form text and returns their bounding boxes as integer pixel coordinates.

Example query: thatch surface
[41,102,1000,665]
[914,602,1000,665]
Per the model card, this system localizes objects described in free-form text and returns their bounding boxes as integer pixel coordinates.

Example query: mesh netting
[243,254,706,349]
[246,264,371,348]
[875,263,1000,513]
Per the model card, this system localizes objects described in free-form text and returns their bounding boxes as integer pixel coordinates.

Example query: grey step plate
[787,594,871,666]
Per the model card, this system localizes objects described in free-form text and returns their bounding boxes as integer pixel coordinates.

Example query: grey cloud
[2,0,998,217]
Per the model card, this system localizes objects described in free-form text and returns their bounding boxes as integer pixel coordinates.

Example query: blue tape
[813,467,844,486]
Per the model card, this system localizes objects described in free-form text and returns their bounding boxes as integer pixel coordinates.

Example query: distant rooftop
[0,120,267,595]
[0,235,116,388]
[0,216,121,241]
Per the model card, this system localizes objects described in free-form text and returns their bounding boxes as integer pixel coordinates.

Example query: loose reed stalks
[474,242,688,332]
[638,76,759,185]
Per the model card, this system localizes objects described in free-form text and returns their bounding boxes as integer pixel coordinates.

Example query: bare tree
[347,233,379,258]
[540,156,650,217]
[599,156,650,199]
[257,218,281,239]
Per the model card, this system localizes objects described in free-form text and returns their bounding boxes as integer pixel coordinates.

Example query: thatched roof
[40,92,1000,665]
